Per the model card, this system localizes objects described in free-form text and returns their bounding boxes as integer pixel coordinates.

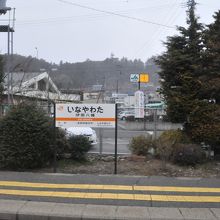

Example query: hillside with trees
[4,54,160,93]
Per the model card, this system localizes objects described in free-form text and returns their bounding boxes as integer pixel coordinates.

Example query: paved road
[91,128,153,154]
[0,172,220,208]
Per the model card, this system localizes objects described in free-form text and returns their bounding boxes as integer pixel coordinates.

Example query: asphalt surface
[0,172,220,208]
[91,127,153,154]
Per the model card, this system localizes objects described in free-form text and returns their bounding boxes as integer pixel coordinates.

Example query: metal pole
[47,72,50,114]
[144,107,146,130]
[114,104,118,174]
[10,17,14,103]
[53,101,57,173]
[7,23,10,105]
[11,8,16,104]
[153,109,157,139]
[99,128,103,155]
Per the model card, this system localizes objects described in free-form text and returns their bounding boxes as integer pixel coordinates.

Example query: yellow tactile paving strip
[0,181,220,203]
[1,181,220,193]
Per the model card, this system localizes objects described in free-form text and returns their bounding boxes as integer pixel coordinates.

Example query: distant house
[83,85,104,103]
[60,89,83,102]
[83,92,101,103]
[3,72,81,104]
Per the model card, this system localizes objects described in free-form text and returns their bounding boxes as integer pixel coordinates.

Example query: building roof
[5,72,41,88]
[4,71,81,102]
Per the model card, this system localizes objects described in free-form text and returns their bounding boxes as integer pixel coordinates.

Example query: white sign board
[130,74,139,83]
[56,104,115,128]
[134,91,145,118]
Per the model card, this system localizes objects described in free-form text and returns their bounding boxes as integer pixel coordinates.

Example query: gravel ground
[39,154,220,178]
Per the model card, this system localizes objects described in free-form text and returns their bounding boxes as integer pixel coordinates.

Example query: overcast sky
[0,0,219,64]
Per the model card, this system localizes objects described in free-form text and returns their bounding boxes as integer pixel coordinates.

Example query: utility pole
[35,47,38,59]
[116,64,121,94]
[97,76,105,156]
[0,1,15,106]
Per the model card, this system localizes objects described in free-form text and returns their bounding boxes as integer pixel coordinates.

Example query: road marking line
[0,189,220,203]
[0,181,220,193]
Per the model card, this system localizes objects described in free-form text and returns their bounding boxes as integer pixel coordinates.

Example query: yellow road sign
[139,73,149,83]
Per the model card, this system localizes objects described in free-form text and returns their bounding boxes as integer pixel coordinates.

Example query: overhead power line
[57,0,175,29]
[134,0,182,57]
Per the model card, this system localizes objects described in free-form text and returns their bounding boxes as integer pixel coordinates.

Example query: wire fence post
[99,128,103,156]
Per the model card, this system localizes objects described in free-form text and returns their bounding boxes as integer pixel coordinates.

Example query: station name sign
[55,103,115,128]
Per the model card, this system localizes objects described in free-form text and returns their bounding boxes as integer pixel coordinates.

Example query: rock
[102,156,114,162]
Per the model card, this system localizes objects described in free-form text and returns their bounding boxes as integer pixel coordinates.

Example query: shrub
[56,128,69,159]
[159,129,190,144]
[68,135,92,160]
[128,135,155,156]
[0,103,54,169]
[155,129,190,161]
[172,144,206,166]
[156,140,174,162]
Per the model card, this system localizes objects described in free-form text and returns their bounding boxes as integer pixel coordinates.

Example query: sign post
[114,104,118,174]
[135,91,145,119]
[55,103,118,174]
[52,101,57,173]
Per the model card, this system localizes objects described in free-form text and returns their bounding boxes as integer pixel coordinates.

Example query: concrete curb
[0,199,220,220]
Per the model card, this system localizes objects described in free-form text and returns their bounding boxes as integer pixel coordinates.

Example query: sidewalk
[0,172,220,219]
[1,199,220,220]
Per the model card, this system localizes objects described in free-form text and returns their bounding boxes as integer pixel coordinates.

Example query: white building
[3,72,81,104]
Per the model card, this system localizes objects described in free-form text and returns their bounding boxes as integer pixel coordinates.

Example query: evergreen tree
[156,0,204,123]
[189,11,220,150]
[0,103,54,169]
[157,4,220,149]
[202,10,220,104]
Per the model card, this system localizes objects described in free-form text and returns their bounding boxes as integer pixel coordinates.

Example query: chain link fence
[117,106,182,135]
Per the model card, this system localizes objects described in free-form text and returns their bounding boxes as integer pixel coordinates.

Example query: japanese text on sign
[55,104,115,128]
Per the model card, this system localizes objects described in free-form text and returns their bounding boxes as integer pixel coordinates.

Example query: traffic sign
[140,73,149,83]
[130,74,139,83]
